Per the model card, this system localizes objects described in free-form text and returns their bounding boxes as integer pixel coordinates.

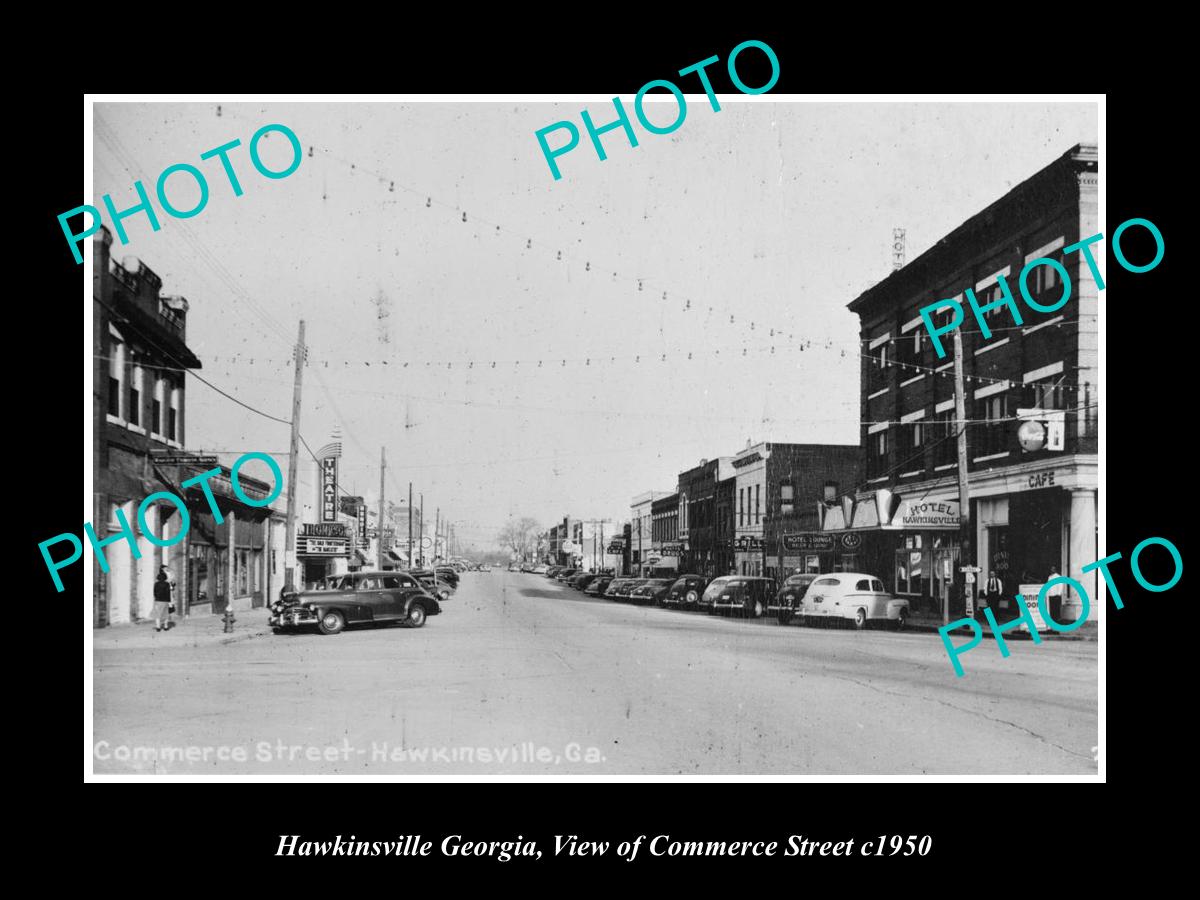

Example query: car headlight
[720,594,730,600]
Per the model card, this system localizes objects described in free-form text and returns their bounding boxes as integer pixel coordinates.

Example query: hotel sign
[891,499,960,529]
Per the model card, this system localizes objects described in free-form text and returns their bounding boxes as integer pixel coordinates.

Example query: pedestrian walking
[152,571,172,632]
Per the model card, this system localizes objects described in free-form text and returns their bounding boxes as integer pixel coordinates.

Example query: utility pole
[408,482,413,570]
[419,493,424,568]
[953,327,972,626]
[283,320,305,593]
[435,507,440,564]
[377,446,387,570]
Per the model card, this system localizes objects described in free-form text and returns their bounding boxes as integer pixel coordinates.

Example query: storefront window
[896,547,926,595]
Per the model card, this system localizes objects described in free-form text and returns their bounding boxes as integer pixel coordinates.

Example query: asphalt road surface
[93,570,1099,775]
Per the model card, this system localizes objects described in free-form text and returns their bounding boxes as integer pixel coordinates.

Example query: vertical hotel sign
[321,456,338,522]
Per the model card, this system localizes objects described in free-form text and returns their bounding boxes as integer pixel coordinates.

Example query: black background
[24,24,1173,884]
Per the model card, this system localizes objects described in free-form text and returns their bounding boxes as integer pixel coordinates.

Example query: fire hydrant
[222,608,236,633]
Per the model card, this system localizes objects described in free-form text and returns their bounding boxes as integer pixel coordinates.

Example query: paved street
[93,570,1099,775]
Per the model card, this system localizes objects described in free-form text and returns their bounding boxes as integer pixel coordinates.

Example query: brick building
[676,458,735,577]
[92,226,280,626]
[830,143,1099,621]
[731,441,860,579]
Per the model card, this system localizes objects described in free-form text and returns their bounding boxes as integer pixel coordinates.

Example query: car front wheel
[406,604,428,628]
[854,607,867,630]
[318,610,346,635]
[777,610,792,626]
[895,609,908,631]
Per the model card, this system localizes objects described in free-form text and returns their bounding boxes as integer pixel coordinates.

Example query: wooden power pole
[377,446,387,570]
[283,320,305,593]
[953,327,973,625]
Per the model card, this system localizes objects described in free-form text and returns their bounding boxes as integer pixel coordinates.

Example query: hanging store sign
[296,535,350,556]
[734,536,765,552]
[321,457,338,522]
[782,532,836,552]
[891,499,960,529]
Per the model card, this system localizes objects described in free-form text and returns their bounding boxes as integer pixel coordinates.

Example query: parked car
[585,576,614,596]
[270,570,441,634]
[520,563,534,572]
[603,578,632,599]
[701,576,776,618]
[554,568,579,582]
[434,566,460,588]
[508,563,520,572]
[570,573,598,591]
[532,564,549,574]
[628,578,674,606]
[795,573,910,629]
[546,566,564,578]
[409,570,454,600]
[663,574,708,610]
[611,578,647,600]
[770,573,820,624]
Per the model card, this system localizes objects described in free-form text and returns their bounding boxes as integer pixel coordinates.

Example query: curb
[911,622,1098,642]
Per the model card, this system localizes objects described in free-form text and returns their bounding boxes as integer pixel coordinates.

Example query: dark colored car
[628,578,674,606]
[770,573,820,625]
[570,573,598,590]
[270,570,441,634]
[603,578,631,599]
[585,576,614,596]
[664,574,708,610]
[434,566,459,588]
[612,578,647,600]
[703,576,777,618]
[409,569,454,600]
[546,566,564,578]
[555,568,579,582]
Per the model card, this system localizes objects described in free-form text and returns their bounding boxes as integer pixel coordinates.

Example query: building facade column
[1066,488,1098,622]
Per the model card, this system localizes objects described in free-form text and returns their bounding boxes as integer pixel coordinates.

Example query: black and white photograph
[80,91,1105,778]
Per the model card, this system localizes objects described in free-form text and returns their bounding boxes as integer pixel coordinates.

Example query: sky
[92,99,1097,553]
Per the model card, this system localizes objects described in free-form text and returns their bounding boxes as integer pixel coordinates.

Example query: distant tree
[497,517,540,559]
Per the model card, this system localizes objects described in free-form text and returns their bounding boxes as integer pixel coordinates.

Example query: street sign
[959,566,981,573]
[153,454,218,466]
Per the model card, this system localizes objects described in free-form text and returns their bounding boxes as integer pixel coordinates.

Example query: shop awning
[387,549,406,561]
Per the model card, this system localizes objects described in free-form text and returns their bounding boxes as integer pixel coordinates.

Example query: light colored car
[795,573,909,630]
[532,564,549,574]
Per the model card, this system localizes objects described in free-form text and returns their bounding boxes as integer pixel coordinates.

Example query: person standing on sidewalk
[152,571,172,632]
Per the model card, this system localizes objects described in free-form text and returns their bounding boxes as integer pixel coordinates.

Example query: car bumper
[270,607,318,628]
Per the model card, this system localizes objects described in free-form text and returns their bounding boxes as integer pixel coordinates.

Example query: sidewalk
[92,608,274,650]
[905,610,1098,641]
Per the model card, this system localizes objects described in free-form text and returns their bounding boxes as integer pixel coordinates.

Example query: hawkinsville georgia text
[274,832,932,861]
[42,451,281,591]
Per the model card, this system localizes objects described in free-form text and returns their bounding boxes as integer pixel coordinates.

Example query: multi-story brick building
[93,226,280,626]
[651,492,680,571]
[676,457,735,577]
[830,143,1098,621]
[731,441,860,579]
[629,490,672,575]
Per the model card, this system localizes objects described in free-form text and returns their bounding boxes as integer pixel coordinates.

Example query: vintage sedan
[270,570,442,635]
[584,576,614,596]
[628,578,674,606]
[663,574,708,610]
[603,578,633,599]
[610,578,647,601]
[795,573,909,629]
[769,573,820,625]
[704,576,777,618]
